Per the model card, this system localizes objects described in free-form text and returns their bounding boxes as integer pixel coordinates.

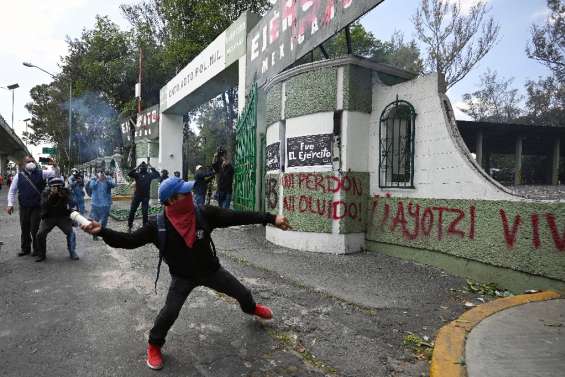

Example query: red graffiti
[546,213,565,251]
[500,209,522,249]
[282,173,364,196]
[374,198,564,252]
[283,193,363,222]
[372,197,476,242]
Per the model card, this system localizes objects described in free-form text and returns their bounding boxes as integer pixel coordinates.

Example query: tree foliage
[523,0,564,126]
[316,24,424,74]
[461,70,522,122]
[527,0,565,83]
[413,0,500,90]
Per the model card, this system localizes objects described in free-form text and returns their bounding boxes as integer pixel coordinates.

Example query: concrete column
[475,130,484,169]
[158,112,183,174]
[552,137,561,185]
[238,56,247,114]
[0,154,7,176]
[514,136,523,186]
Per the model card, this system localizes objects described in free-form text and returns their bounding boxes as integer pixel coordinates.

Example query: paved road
[0,192,480,376]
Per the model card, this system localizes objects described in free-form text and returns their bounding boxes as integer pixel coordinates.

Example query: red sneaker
[146,343,163,370]
[254,304,273,319]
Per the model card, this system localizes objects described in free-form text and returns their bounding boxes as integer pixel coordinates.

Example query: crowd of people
[2,150,290,371]
[2,148,236,262]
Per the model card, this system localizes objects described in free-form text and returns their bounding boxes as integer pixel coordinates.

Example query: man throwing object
[80,177,291,370]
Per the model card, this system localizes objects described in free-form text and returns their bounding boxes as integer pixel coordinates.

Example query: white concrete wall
[370,73,520,201]
[266,227,365,254]
[341,111,370,172]
[158,112,183,174]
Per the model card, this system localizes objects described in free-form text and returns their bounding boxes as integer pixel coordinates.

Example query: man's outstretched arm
[203,206,291,230]
[82,221,158,249]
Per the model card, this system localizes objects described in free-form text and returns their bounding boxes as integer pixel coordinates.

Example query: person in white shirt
[5,156,56,257]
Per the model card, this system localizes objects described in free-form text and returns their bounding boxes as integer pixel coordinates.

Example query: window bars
[379,99,416,188]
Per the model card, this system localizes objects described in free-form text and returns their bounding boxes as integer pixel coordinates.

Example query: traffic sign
[42,147,57,155]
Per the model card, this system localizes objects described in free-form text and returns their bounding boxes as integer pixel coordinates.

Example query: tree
[25,83,72,169]
[122,0,269,160]
[317,25,424,74]
[26,16,139,167]
[527,0,564,83]
[523,76,564,126]
[412,0,500,90]
[523,0,564,126]
[461,69,522,122]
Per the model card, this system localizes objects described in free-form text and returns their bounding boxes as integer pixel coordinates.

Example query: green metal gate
[233,85,257,211]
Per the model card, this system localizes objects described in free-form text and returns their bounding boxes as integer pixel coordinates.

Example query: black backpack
[153,205,216,292]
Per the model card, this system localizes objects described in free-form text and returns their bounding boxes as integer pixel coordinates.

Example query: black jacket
[193,170,215,196]
[217,163,234,194]
[40,188,75,219]
[99,206,276,279]
[128,168,160,198]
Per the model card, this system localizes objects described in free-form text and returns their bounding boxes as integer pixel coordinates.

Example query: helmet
[48,176,65,187]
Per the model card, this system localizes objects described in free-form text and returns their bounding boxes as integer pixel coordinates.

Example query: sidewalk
[466,298,564,377]
[431,292,564,377]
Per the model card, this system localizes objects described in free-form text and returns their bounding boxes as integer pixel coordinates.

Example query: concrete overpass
[0,114,30,175]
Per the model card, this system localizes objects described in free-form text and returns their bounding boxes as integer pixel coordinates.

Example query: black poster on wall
[287,134,333,167]
[266,142,280,170]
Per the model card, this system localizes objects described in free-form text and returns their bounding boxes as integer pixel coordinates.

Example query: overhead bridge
[0,114,30,175]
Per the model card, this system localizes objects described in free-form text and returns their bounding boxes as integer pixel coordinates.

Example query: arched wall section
[259,57,565,290]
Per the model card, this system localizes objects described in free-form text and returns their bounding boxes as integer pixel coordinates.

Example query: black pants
[148,267,256,346]
[36,217,74,258]
[128,195,149,228]
[19,206,41,254]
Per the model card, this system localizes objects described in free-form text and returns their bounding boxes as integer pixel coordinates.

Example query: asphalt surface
[466,299,565,377]
[0,192,482,377]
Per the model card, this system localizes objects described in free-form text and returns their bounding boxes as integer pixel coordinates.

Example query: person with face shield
[68,168,86,215]
[89,170,116,241]
[80,177,291,370]
[5,156,56,257]
[35,176,79,262]
[127,161,160,232]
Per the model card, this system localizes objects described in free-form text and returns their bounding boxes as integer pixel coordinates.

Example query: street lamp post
[22,62,72,164]
[1,84,20,129]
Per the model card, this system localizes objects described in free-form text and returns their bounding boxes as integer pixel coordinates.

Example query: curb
[430,290,561,377]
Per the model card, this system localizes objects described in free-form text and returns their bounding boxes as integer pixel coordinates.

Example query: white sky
[0,0,552,159]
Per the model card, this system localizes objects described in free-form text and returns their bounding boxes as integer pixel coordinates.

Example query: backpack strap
[154,213,167,293]
[195,205,216,257]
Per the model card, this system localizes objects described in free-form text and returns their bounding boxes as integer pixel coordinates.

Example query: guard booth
[158,12,260,209]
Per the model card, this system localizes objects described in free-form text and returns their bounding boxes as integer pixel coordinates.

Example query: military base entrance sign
[246,0,385,89]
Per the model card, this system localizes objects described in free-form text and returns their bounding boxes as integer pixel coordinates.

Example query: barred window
[379,100,416,188]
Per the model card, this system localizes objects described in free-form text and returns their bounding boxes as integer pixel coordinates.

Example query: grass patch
[267,329,337,375]
[465,279,513,297]
[403,332,433,361]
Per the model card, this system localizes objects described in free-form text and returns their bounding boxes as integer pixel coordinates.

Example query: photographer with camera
[212,146,234,209]
[35,176,79,262]
[68,168,86,215]
[193,165,215,207]
[127,161,160,232]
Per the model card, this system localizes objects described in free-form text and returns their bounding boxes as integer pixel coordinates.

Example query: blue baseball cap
[158,177,194,204]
